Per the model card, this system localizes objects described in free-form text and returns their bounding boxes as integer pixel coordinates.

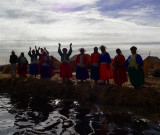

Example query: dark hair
[11,50,15,54]
[79,48,85,52]
[32,49,35,53]
[116,48,121,53]
[21,52,24,57]
[99,45,106,50]
[62,48,67,51]
[130,46,137,51]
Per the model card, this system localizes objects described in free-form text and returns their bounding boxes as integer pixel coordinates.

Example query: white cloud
[116,5,160,27]
[0,0,160,44]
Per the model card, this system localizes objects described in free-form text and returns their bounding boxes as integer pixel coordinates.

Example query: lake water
[0,40,160,65]
[0,93,160,135]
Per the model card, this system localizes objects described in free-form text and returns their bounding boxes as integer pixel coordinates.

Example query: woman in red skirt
[58,43,72,81]
[99,45,113,84]
[112,49,127,86]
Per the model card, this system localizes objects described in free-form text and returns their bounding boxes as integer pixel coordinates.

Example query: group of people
[9,44,145,89]
[10,46,54,78]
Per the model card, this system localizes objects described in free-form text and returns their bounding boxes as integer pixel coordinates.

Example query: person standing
[28,47,38,77]
[58,43,73,81]
[125,46,145,89]
[9,51,18,78]
[75,48,89,82]
[99,45,113,84]
[112,49,127,86]
[90,47,100,83]
[39,51,52,79]
[17,52,28,78]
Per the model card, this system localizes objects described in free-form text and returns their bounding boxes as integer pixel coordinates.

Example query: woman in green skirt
[125,46,145,89]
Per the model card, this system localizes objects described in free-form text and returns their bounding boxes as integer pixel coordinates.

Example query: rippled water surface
[0,93,160,135]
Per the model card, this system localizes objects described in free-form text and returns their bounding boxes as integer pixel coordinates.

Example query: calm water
[0,93,160,135]
[0,40,160,65]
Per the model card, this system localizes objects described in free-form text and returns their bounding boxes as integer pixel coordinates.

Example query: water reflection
[0,93,160,135]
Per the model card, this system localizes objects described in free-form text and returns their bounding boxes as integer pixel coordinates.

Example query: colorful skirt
[100,64,113,81]
[60,63,72,78]
[90,66,100,81]
[17,64,28,78]
[29,63,38,75]
[76,66,89,80]
[41,64,52,78]
[113,67,127,85]
[128,67,145,87]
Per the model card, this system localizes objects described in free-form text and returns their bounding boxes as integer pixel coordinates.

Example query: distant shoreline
[1,41,160,65]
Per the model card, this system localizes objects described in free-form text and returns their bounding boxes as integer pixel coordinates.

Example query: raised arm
[44,47,49,55]
[36,47,41,56]
[68,43,72,56]
[58,43,62,56]
[28,47,32,57]
[35,46,38,55]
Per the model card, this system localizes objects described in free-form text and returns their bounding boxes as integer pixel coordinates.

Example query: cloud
[97,0,160,26]
[0,0,160,44]
[104,5,160,27]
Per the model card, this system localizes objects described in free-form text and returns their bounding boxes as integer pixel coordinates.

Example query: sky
[0,0,160,44]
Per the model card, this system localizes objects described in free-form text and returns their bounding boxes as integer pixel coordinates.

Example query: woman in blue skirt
[75,48,89,82]
[28,47,38,77]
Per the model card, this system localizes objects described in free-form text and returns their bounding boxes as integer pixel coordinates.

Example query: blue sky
[0,0,160,43]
